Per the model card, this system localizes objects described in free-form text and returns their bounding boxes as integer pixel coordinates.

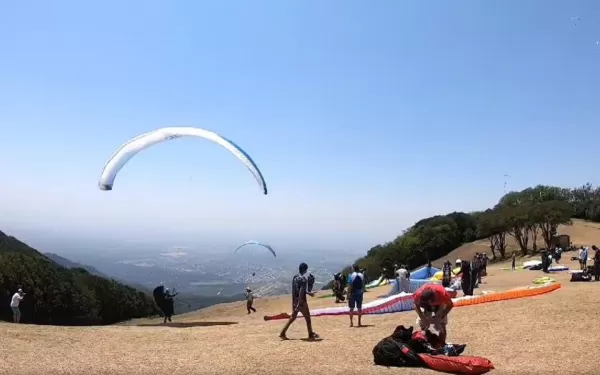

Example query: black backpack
[351,273,364,290]
[372,326,424,367]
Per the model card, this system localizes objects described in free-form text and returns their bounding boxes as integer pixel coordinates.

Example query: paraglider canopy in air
[98,127,268,195]
[234,241,277,257]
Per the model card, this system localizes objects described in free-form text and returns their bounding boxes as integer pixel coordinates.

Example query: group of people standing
[450,252,488,296]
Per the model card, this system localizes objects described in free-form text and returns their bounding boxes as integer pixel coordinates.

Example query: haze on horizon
[1,1,600,257]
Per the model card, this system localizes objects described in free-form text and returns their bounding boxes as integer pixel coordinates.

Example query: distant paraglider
[234,241,277,257]
[98,127,268,195]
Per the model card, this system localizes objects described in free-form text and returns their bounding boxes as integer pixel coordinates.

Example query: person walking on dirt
[593,245,600,281]
[245,287,257,314]
[163,288,178,323]
[347,264,365,327]
[279,263,319,340]
[10,288,25,323]
[511,252,516,271]
[413,284,454,343]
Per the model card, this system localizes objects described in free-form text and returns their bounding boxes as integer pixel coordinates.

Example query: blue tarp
[410,265,441,280]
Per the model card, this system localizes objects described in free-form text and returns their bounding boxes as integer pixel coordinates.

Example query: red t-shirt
[413,284,453,307]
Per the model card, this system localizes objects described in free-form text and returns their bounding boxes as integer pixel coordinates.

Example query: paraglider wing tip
[99,184,112,191]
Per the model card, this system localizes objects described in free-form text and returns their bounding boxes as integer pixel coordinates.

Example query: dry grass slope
[3,219,600,375]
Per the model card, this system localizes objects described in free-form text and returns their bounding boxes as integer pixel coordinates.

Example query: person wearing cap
[10,288,25,323]
[279,262,319,340]
[245,287,256,314]
[413,284,454,343]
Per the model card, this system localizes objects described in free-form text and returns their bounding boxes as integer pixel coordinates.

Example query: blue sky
[1,1,599,254]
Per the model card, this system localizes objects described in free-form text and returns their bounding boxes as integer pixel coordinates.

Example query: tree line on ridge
[326,183,600,287]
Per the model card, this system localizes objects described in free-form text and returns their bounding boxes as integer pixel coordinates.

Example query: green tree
[530,200,573,248]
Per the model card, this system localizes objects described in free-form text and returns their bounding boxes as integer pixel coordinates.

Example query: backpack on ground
[372,325,423,367]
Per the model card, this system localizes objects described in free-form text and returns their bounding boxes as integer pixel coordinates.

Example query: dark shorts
[348,291,363,309]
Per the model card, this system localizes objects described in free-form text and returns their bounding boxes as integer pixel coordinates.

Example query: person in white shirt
[10,289,25,323]
[396,265,410,293]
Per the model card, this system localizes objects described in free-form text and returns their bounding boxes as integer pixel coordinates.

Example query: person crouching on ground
[279,262,319,340]
[347,264,365,327]
[245,287,256,314]
[413,284,454,343]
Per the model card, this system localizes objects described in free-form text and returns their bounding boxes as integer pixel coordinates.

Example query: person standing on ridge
[413,283,454,343]
[245,287,257,314]
[163,288,178,324]
[10,288,25,323]
[279,262,319,340]
[347,264,365,327]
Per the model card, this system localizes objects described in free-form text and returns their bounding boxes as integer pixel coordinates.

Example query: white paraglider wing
[234,241,277,257]
[98,127,267,194]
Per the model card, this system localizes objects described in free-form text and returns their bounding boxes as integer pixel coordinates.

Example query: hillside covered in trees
[330,183,600,285]
[0,231,159,325]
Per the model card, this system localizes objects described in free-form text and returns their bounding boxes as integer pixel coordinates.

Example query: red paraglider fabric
[418,353,495,375]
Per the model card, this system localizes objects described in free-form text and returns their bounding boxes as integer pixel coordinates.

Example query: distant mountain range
[43,252,246,314]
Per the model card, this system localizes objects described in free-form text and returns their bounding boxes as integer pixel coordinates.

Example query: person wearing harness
[455,259,472,296]
[413,284,454,343]
[347,264,365,327]
[441,260,452,288]
[279,262,319,340]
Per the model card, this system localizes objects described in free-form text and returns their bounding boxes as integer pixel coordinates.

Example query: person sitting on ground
[10,288,25,323]
[413,284,454,343]
[347,264,365,327]
[279,262,319,340]
[245,287,256,314]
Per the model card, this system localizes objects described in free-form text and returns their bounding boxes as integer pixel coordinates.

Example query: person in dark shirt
[482,253,489,276]
[279,262,319,340]
[441,260,452,287]
[593,245,600,281]
[455,260,473,296]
